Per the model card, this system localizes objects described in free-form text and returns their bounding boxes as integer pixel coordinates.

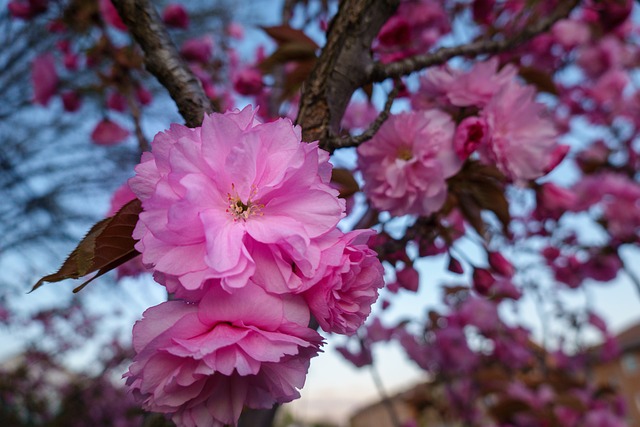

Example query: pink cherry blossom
[180,35,214,63]
[341,101,379,131]
[106,91,128,112]
[479,80,560,182]
[32,53,58,106]
[233,67,263,96]
[552,19,590,49]
[129,106,344,293]
[303,229,384,335]
[413,58,518,109]
[8,0,47,20]
[61,91,81,112]
[91,119,130,145]
[226,22,244,39]
[572,172,640,241]
[395,265,419,292]
[357,110,461,216]
[375,0,449,63]
[162,4,189,29]
[126,283,322,427]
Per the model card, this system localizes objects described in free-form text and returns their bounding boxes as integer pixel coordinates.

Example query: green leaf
[30,199,142,293]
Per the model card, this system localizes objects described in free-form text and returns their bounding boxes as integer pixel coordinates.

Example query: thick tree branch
[296,0,400,151]
[369,0,581,82]
[111,0,213,128]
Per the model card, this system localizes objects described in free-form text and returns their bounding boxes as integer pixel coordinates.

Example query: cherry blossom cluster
[124,107,384,426]
[357,57,564,218]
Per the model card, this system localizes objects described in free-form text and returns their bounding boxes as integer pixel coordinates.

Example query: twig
[111,0,213,127]
[368,0,581,82]
[329,78,401,151]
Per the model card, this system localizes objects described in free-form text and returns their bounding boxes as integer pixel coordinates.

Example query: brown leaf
[31,199,142,293]
[280,59,317,101]
[519,66,558,95]
[331,168,360,198]
[448,161,511,236]
[258,42,318,74]
[261,25,319,48]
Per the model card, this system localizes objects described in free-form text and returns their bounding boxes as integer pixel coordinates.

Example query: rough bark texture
[111,0,213,128]
[296,0,400,151]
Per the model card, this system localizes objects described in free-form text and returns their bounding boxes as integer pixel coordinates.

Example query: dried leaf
[331,168,359,198]
[258,42,318,74]
[261,25,319,48]
[31,199,142,293]
[519,66,558,95]
[280,59,317,101]
[448,161,511,236]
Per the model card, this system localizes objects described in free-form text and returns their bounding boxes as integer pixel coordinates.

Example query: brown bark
[296,0,400,151]
[111,0,213,128]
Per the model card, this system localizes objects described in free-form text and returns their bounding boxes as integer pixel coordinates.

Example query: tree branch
[296,0,400,151]
[368,0,581,82]
[111,0,213,128]
[328,78,400,150]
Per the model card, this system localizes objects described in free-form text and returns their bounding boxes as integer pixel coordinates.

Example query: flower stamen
[226,183,264,221]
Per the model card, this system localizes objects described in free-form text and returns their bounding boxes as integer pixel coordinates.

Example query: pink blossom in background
[479,80,560,182]
[8,0,48,20]
[32,53,58,106]
[572,172,640,241]
[534,182,578,221]
[341,101,379,131]
[414,58,517,109]
[303,229,384,335]
[374,0,449,63]
[61,91,81,112]
[180,35,214,63]
[232,67,263,96]
[126,283,322,427]
[108,182,137,216]
[106,91,128,112]
[162,4,189,29]
[552,19,590,49]
[357,110,461,216]
[90,119,130,145]
[472,0,495,25]
[226,22,244,40]
[590,68,629,106]
[136,85,153,105]
[129,107,344,294]
[99,0,127,31]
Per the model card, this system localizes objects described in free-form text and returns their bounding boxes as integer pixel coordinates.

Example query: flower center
[226,183,264,222]
[396,146,413,161]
